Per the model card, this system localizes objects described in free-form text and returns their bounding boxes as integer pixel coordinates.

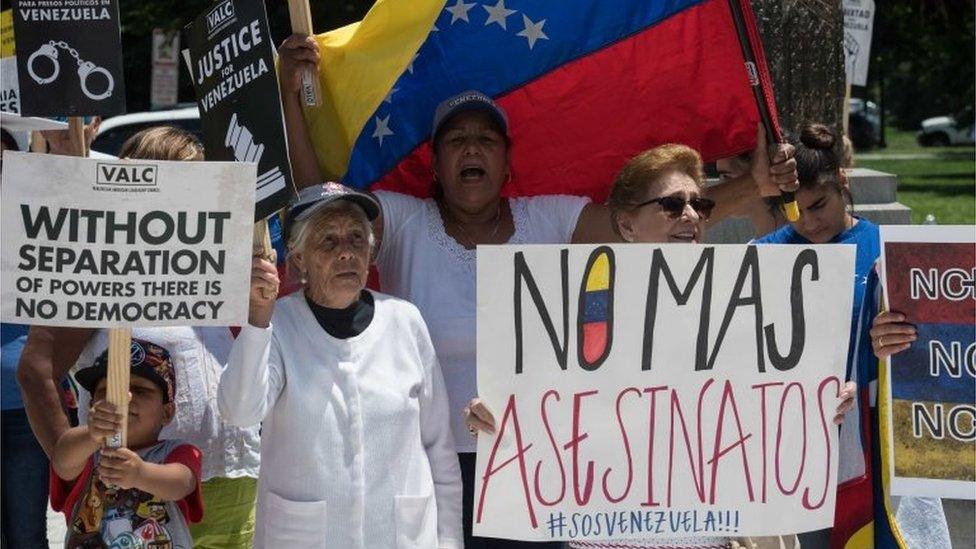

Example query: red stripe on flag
[372,0,760,201]
[885,242,976,325]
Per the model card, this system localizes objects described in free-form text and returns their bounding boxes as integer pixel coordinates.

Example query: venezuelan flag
[302,0,780,200]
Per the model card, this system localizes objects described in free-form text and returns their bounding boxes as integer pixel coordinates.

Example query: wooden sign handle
[253,220,275,299]
[68,116,127,448]
[105,327,131,448]
[68,117,88,157]
[287,0,321,107]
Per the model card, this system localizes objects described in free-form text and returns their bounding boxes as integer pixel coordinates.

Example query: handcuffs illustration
[27,40,114,101]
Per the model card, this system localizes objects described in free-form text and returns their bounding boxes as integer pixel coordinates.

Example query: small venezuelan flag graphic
[579,248,614,368]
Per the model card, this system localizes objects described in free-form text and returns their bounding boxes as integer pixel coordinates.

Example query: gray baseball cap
[431,90,509,141]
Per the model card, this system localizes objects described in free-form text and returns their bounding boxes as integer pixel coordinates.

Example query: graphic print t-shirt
[51,439,203,549]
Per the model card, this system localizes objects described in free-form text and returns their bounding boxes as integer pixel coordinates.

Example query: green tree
[868,1,975,129]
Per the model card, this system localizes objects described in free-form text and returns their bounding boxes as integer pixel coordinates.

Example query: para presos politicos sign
[0,152,255,328]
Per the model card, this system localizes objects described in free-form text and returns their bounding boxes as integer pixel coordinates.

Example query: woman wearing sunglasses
[465,144,855,549]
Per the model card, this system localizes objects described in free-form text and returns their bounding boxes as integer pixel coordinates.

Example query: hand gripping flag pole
[726,0,801,222]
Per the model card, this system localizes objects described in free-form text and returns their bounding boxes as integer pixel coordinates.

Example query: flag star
[372,115,394,147]
[383,86,399,104]
[446,0,475,24]
[517,14,548,49]
[406,53,419,74]
[483,0,516,30]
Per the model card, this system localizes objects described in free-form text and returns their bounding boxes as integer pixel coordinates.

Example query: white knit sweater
[219,290,463,548]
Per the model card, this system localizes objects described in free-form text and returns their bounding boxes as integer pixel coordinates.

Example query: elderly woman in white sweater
[219,182,462,548]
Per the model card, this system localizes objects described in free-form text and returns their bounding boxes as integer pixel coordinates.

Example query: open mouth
[459,166,486,181]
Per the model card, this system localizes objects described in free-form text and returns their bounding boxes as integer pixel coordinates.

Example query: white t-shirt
[374,191,590,452]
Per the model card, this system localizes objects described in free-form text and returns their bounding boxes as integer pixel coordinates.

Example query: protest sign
[880,225,975,500]
[0,152,255,328]
[1,7,17,114]
[1,56,18,113]
[150,28,179,109]
[1,7,14,57]
[11,0,125,116]
[475,244,855,542]
[843,0,874,87]
[183,0,294,221]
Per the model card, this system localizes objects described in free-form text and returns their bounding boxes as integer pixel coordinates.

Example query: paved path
[46,504,65,548]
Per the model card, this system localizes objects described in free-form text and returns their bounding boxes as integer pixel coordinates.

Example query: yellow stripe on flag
[304,0,443,181]
[877,351,910,549]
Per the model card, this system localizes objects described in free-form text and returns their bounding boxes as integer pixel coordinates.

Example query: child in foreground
[51,338,203,549]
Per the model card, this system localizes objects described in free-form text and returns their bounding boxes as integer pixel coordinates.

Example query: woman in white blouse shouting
[219,183,462,548]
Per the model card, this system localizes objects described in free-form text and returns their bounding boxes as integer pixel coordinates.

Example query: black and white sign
[11,0,125,116]
[0,152,255,328]
[183,0,294,221]
[843,0,874,87]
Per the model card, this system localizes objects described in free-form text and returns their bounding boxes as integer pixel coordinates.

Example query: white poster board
[1,152,255,327]
[475,244,855,542]
[843,0,875,87]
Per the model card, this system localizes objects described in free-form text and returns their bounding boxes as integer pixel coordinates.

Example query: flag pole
[726,0,800,222]
[287,0,321,107]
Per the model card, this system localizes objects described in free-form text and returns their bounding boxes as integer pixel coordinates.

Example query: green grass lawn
[857,130,975,224]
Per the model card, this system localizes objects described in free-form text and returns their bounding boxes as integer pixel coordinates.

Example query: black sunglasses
[634,195,715,220]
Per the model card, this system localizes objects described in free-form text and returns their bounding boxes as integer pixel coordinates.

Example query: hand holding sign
[248,255,278,328]
[869,311,917,358]
[86,400,123,447]
[277,34,320,97]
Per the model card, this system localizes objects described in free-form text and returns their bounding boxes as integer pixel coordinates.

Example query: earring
[300,271,308,285]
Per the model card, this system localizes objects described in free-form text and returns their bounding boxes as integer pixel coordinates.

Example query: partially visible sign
[843,0,875,87]
[1,7,18,114]
[11,0,125,116]
[150,28,179,109]
[475,244,855,542]
[0,153,256,328]
[183,0,295,221]
[1,8,14,57]
[880,225,975,500]
[1,56,18,113]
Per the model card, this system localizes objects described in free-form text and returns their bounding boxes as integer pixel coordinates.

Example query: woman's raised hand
[833,381,857,425]
[278,34,320,97]
[463,398,496,437]
[870,310,917,359]
[750,124,798,197]
[249,253,279,328]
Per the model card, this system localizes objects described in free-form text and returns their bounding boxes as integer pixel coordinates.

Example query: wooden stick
[68,116,128,448]
[287,0,321,107]
[68,117,87,157]
[253,220,275,299]
[105,328,131,448]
